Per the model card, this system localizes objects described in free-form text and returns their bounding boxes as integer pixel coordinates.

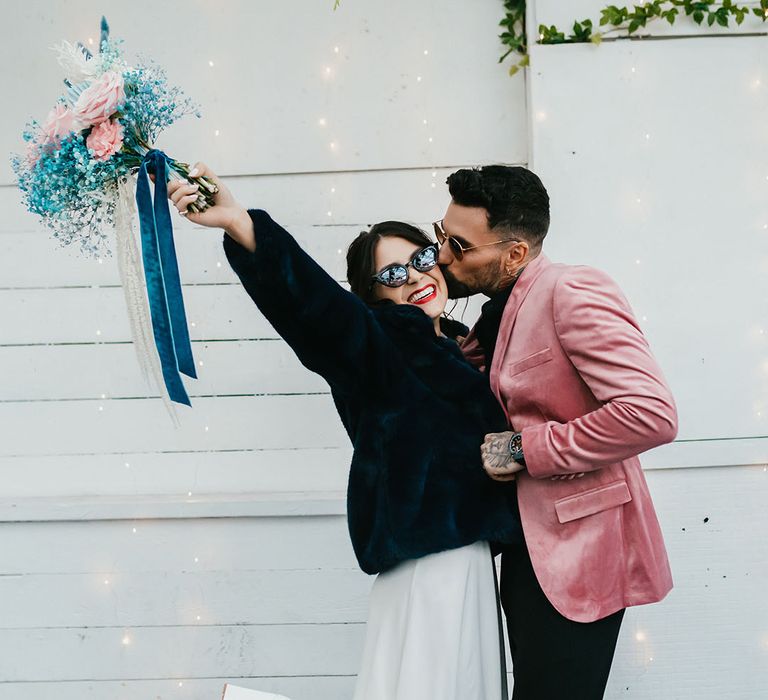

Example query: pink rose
[41,103,80,144]
[86,119,125,161]
[73,71,126,127]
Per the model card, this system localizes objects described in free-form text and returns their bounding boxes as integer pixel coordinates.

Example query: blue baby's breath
[11,34,202,258]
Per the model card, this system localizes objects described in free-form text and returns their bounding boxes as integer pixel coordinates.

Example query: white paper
[221,683,292,700]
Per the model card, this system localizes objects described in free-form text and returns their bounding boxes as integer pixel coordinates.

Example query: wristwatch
[508,431,526,466]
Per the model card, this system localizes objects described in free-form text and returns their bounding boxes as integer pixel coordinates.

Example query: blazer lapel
[489,253,551,400]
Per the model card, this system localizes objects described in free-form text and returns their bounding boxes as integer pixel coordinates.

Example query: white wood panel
[0,395,347,457]
[0,341,328,400]
[0,569,371,628]
[0,226,357,288]
[527,36,768,445]
[1,0,527,185]
[0,449,351,499]
[0,623,365,680]
[0,492,348,523]
[0,677,355,700]
[534,0,768,40]
[0,285,278,344]
[0,167,485,234]
[0,516,357,574]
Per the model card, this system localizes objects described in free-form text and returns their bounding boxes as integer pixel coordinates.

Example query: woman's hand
[167,161,256,251]
[481,431,526,482]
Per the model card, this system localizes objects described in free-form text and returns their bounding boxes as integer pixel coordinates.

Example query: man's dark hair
[346,221,433,304]
[446,165,550,248]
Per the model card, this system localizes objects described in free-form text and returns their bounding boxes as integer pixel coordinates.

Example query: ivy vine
[334,1,768,75]
[539,0,768,46]
[500,1,768,74]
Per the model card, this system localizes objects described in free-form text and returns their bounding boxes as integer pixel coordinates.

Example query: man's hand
[481,431,526,482]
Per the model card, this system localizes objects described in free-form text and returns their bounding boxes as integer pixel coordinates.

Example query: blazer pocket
[507,347,553,376]
[554,480,632,524]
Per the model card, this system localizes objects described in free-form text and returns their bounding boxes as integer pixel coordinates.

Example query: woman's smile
[408,284,437,305]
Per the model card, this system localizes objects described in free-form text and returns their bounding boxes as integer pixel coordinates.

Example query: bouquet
[11,18,212,413]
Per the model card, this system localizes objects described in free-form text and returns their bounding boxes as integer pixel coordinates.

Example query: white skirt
[352,541,506,700]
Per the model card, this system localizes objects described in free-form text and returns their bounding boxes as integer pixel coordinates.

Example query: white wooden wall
[0,1,525,698]
[2,0,767,697]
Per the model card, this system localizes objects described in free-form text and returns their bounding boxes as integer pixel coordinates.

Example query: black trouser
[498,541,625,700]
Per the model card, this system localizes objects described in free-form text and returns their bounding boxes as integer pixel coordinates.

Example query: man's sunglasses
[371,244,439,288]
[433,220,519,260]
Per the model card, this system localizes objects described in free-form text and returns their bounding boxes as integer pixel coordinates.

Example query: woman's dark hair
[446,165,550,248]
[346,221,433,303]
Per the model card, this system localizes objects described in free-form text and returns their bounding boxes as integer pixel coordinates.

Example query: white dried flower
[50,40,103,83]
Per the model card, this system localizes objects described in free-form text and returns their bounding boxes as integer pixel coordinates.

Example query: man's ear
[506,240,529,267]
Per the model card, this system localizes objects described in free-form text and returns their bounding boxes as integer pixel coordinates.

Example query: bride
[167,163,521,699]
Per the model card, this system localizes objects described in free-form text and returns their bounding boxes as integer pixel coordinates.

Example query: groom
[436,165,677,699]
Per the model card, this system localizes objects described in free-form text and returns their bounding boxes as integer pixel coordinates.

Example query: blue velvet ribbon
[135,149,197,406]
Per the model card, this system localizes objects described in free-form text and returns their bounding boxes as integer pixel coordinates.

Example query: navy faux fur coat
[223,209,522,574]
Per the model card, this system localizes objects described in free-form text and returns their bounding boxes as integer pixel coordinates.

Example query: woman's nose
[406,267,424,285]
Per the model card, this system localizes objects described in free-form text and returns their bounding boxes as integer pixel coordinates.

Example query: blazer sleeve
[223,209,396,395]
[521,266,678,478]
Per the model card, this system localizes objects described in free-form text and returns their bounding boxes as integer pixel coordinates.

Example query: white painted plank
[0,226,359,288]
[0,623,365,681]
[0,284,276,345]
[0,341,328,400]
[0,568,371,628]
[0,515,357,575]
[0,395,347,457]
[0,448,351,499]
[1,0,526,185]
[0,492,348,523]
[0,676,355,700]
[0,167,484,234]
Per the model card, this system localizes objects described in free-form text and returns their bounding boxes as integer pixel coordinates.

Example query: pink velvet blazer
[462,254,676,622]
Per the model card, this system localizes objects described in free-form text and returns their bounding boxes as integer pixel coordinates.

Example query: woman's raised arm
[167,164,398,396]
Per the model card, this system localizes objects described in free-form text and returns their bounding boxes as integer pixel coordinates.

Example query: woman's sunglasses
[371,244,439,288]
[433,220,519,260]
